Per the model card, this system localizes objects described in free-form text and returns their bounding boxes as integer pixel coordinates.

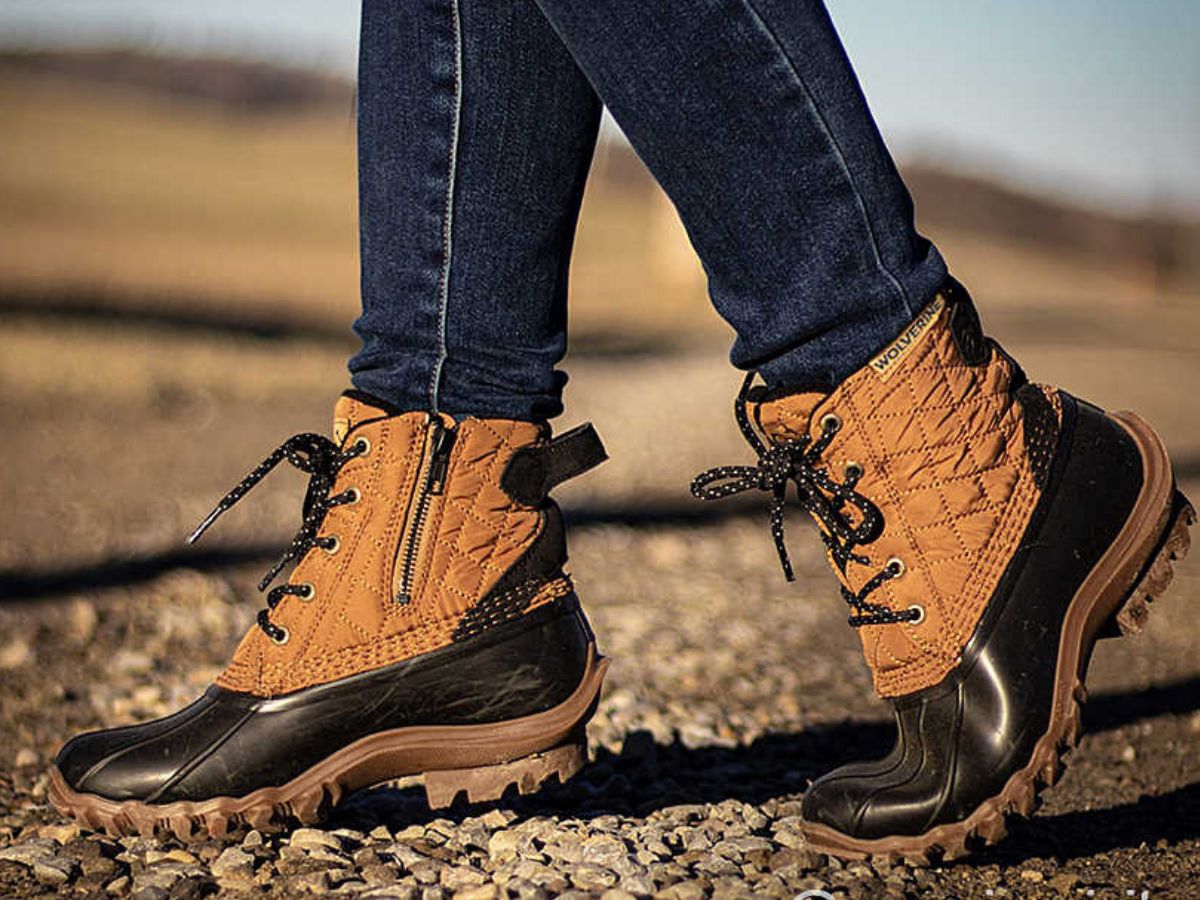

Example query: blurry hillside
[2,48,1198,358]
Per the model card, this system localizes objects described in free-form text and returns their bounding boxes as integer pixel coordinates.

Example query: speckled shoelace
[187,432,366,642]
[691,373,919,628]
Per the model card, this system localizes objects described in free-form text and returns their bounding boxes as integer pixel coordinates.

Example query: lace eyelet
[271,626,290,646]
[906,604,925,625]
[323,535,341,555]
[886,556,906,577]
[353,437,371,456]
[297,582,316,602]
[843,460,864,481]
[819,413,842,434]
[344,487,361,505]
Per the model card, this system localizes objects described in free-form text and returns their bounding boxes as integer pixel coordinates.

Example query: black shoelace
[187,432,367,642]
[691,373,919,627]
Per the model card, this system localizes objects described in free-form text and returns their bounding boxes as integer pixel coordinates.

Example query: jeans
[350,0,947,422]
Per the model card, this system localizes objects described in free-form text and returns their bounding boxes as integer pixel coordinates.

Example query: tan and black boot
[50,392,609,838]
[693,277,1194,862]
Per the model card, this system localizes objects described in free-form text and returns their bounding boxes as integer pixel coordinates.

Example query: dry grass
[0,72,1196,349]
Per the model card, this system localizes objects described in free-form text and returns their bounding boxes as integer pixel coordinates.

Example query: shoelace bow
[187,432,366,642]
[691,373,919,627]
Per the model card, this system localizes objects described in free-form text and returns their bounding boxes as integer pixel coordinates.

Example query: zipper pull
[425,421,457,495]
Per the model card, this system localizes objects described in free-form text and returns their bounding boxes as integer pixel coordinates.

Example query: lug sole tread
[50,738,588,841]
[48,651,608,841]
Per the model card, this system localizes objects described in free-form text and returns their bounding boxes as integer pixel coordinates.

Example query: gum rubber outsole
[802,411,1194,866]
[48,650,609,841]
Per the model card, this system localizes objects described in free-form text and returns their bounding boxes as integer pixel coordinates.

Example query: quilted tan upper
[217,398,568,697]
[752,296,1054,697]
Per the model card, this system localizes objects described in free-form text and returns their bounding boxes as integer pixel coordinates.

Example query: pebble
[0,637,31,670]
[106,874,131,893]
[290,827,343,851]
[210,846,255,881]
[33,857,76,885]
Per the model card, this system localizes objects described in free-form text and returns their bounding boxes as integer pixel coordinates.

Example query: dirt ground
[1,294,1199,898]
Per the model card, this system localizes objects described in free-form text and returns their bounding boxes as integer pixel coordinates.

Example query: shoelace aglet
[185,505,225,545]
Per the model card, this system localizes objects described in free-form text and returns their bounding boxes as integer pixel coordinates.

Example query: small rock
[38,821,80,844]
[0,637,31,670]
[287,869,331,893]
[210,846,254,881]
[34,857,76,885]
[571,862,618,890]
[133,861,187,892]
[166,875,211,900]
[0,839,55,866]
[768,847,823,873]
[1049,871,1081,893]
[488,829,523,861]
[441,865,487,889]
[582,834,628,867]
[112,650,153,675]
[66,598,99,643]
[107,874,131,894]
[1020,868,1045,883]
[361,863,397,886]
[655,880,707,900]
[15,748,38,768]
[82,857,120,879]
[618,873,656,896]
[479,809,515,829]
[290,828,342,851]
[1121,744,1137,763]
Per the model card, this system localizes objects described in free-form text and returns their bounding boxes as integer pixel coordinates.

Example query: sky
[1,0,1197,214]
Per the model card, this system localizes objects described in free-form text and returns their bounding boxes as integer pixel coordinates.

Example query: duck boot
[693,278,1194,862]
[50,392,610,839]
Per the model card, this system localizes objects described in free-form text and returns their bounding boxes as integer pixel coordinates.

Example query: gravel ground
[2,317,1200,898]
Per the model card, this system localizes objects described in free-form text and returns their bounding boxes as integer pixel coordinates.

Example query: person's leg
[351,0,602,421]
[50,0,614,836]
[530,0,945,392]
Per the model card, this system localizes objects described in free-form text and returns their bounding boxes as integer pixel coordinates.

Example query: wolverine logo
[870,294,945,382]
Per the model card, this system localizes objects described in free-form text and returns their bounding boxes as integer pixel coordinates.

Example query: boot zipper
[396,417,457,605]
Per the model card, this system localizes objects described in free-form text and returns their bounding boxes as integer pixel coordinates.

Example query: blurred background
[2,0,1198,569]
[1,2,1200,892]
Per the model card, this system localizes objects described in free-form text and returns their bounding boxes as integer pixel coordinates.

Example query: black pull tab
[426,422,457,495]
[500,423,607,506]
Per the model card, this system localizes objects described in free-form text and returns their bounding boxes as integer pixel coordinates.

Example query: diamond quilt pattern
[754,302,1051,697]
[217,401,561,697]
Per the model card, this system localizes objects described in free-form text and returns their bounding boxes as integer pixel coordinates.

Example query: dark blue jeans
[350,0,946,421]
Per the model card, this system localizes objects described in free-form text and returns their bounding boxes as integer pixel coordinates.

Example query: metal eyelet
[323,535,341,555]
[344,487,361,505]
[906,604,926,625]
[297,582,316,602]
[843,461,864,481]
[353,437,371,456]
[886,556,906,577]
[819,413,842,434]
[271,626,290,646]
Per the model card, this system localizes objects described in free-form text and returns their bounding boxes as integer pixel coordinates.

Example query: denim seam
[740,0,914,322]
[429,0,466,413]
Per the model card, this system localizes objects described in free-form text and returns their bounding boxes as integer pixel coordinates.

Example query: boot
[50,392,609,839]
[693,277,1194,862]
